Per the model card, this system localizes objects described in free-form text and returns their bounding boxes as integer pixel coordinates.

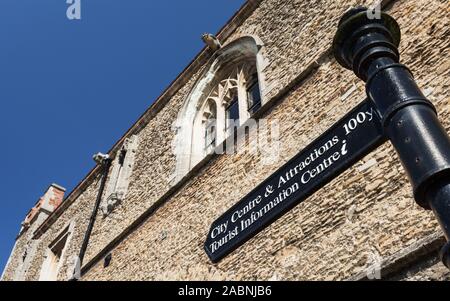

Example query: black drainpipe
[72,155,112,280]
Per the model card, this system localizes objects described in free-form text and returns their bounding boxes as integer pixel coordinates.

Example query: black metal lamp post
[333,7,450,268]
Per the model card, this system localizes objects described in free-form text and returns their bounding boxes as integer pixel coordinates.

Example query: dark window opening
[226,96,240,134]
[204,120,217,152]
[247,76,261,115]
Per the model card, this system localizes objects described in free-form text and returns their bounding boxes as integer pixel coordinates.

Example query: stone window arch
[172,36,267,184]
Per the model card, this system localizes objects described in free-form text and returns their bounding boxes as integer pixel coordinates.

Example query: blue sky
[0,0,245,273]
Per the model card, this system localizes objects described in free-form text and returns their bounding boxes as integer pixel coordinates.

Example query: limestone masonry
[2,0,449,281]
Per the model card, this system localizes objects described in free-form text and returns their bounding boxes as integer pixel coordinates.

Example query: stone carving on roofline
[202,33,222,51]
[101,135,139,217]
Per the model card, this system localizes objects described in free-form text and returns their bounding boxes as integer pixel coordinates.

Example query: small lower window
[39,226,70,281]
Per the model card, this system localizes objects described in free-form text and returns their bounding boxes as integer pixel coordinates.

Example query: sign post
[205,100,385,262]
[205,7,450,269]
[333,7,450,268]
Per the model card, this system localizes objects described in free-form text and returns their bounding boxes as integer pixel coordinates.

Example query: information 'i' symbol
[341,140,348,155]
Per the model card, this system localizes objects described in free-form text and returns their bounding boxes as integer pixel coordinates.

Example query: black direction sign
[204,99,387,263]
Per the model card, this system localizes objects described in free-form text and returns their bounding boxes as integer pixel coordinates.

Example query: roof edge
[32,0,263,240]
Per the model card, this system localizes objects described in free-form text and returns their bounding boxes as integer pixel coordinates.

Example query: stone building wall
[2,178,103,281]
[83,0,450,280]
[2,0,449,281]
[4,213,48,281]
[83,66,208,264]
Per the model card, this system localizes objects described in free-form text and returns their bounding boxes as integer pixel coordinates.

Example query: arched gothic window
[172,36,267,184]
[190,61,262,169]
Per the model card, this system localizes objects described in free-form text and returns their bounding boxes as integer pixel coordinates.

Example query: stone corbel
[101,192,124,217]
